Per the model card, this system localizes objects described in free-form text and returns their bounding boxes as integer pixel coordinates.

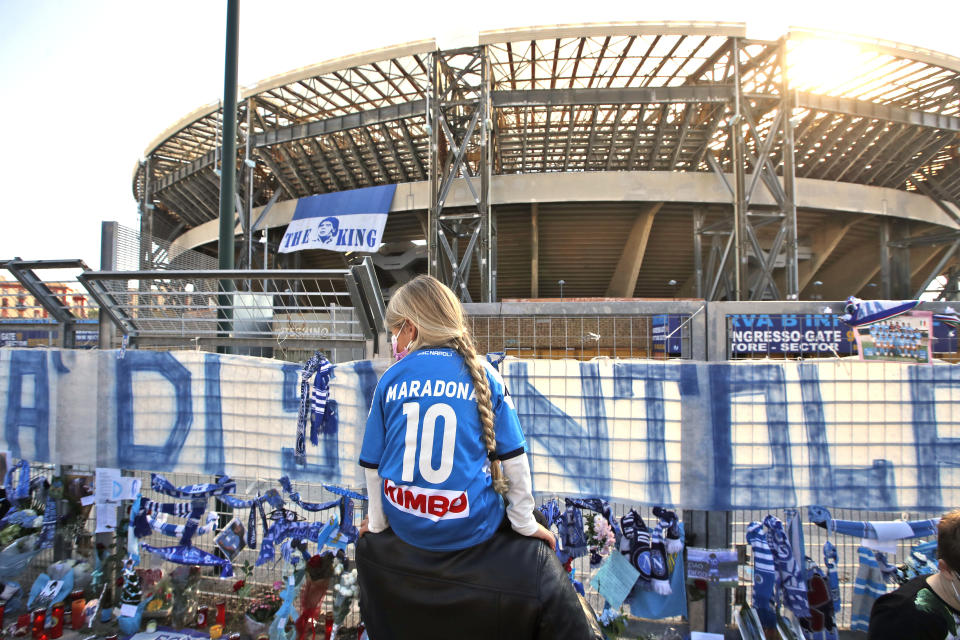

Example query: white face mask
[391,321,410,361]
[951,571,960,604]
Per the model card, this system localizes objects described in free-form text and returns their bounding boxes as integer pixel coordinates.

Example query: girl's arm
[363,467,389,534]
[502,453,556,550]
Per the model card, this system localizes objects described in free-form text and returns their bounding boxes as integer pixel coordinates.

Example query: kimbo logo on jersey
[383,478,469,522]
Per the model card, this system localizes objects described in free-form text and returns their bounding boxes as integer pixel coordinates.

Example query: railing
[78,260,386,362]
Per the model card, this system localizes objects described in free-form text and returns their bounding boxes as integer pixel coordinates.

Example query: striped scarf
[150,474,235,499]
[295,352,329,464]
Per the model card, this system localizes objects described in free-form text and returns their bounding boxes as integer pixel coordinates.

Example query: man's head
[938,509,960,575]
[316,216,339,242]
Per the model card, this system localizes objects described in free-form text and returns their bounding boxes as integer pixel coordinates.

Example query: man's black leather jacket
[356,525,605,640]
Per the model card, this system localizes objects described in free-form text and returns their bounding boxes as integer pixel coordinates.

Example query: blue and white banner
[5,349,960,511]
[279,184,397,254]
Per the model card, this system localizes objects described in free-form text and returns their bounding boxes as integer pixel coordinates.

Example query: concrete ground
[619,618,867,639]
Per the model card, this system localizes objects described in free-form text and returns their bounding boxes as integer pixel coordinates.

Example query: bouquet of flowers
[330,559,358,637]
[245,589,284,638]
[585,513,616,567]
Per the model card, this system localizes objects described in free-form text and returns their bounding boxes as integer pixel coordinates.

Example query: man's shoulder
[870,577,954,639]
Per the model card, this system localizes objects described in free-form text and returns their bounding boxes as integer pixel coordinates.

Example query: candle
[196,605,209,628]
[70,599,85,630]
[209,624,223,639]
[216,602,226,626]
[48,604,64,639]
[146,620,157,633]
[30,609,44,640]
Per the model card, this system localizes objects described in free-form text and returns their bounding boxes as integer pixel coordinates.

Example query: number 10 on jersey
[401,402,457,484]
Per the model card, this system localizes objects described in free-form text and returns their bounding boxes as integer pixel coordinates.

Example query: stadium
[2,18,960,639]
[133,21,960,304]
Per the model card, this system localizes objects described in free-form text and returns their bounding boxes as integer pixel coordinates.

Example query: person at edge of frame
[868,509,960,640]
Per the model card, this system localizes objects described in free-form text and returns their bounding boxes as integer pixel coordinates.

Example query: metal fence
[5,245,960,634]
[80,262,386,363]
[465,300,706,360]
[0,260,99,348]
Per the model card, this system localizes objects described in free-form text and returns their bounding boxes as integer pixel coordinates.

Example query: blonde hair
[386,275,507,494]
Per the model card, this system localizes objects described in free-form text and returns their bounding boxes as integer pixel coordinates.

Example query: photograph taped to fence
[686,548,737,585]
[855,311,932,364]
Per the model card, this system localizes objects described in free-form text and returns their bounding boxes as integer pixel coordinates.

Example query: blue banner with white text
[279,184,397,253]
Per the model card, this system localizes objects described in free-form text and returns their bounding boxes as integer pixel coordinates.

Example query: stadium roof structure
[133,22,960,302]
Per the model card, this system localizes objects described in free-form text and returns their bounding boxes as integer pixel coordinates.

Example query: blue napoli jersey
[359,347,526,551]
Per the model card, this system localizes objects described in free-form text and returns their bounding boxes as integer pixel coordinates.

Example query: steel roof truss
[291,141,328,194]
[360,126,390,182]
[252,149,294,198]
[871,129,940,186]
[397,119,426,180]
[324,136,359,189]
[915,239,960,298]
[857,126,919,184]
[274,145,311,195]
[647,105,669,169]
[378,123,408,182]
[889,134,953,188]
[812,117,873,179]
[306,138,342,191]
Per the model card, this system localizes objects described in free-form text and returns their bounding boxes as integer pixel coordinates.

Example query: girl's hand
[358,517,370,538]
[530,523,557,552]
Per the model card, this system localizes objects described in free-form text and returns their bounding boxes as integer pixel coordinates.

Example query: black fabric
[498,446,525,461]
[356,524,603,640]
[868,575,959,640]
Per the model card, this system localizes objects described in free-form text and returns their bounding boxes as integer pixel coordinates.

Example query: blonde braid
[451,333,508,495]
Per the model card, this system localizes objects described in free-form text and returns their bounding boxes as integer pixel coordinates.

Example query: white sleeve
[502,453,539,536]
[364,467,389,533]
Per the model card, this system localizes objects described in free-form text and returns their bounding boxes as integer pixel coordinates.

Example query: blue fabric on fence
[321,484,367,501]
[295,351,328,464]
[764,515,810,620]
[150,474,235,499]
[808,506,939,539]
[37,491,56,550]
[3,460,29,502]
[746,521,777,629]
[141,543,233,577]
[310,357,336,443]
[823,541,841,616]
[218,489,281,549]
[784,508,808,583]
[624,522,687,619]
[565,497,621,538]
[148,511,217,540]
[840,297,920,327]
[256,519,339,566]
[851,546,888,632]
[279,476,340,512]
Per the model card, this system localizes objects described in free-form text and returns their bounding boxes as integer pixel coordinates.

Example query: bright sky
[0,0,958,275]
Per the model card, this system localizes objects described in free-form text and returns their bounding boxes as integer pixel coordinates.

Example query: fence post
[99,221,118,349]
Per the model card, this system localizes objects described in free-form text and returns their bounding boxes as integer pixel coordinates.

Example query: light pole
[558,279,565,300]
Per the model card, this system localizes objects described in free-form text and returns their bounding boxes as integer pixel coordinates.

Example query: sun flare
[787,38,872,93]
